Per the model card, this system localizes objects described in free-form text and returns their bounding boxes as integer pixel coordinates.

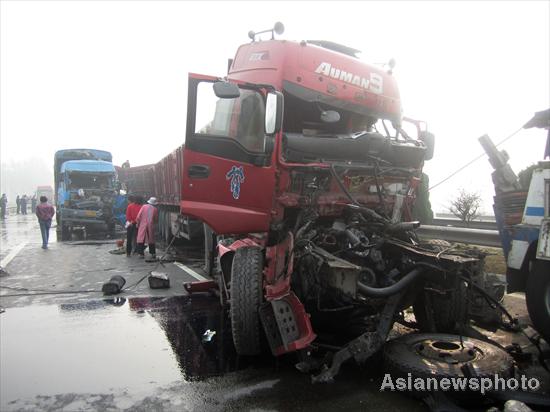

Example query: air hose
[357,267,424,298]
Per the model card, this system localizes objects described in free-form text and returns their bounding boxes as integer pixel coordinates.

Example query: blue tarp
[61,160,116,173]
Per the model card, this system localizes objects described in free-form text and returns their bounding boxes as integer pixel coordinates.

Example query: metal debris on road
[202,329,216,343]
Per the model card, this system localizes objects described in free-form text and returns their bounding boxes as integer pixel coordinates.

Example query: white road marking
[1,242,28,268]
[173,261,208,282]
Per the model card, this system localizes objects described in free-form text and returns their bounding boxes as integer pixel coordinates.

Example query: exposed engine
[66,188,117,224]
[69,189,115,208]
[290,198,483,342]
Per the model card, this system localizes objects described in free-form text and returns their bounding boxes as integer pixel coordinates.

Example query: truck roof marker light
[388,58,396,75]
[248,22,285,42]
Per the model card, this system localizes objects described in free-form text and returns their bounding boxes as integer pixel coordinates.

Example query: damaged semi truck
[55,149,125,240]
[126,25,506,381]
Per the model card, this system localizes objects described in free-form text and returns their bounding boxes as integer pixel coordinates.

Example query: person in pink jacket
[136,197,158,259]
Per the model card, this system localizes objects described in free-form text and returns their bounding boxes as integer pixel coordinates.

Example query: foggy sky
[1,1,549,213]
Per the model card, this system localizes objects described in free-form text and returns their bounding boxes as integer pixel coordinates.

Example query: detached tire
[526,260,550,343]
[230,247,264,356]
[384,333,514,383]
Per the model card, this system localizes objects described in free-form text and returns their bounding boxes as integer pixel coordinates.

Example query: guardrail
[431,218,497,230]
[417,225,501,248]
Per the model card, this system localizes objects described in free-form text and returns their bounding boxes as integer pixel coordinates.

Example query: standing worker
[31,195,37,213]
[0,194,7,219]
[16,195,20,214]
[136,197,158,259]
[36,196,55,249]
[125,195,142,257]
[20,195,28,215]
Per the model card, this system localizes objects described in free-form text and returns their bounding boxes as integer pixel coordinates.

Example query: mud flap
[259,292,316,356]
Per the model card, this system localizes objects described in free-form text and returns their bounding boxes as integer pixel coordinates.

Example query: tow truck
[479,109,550,343]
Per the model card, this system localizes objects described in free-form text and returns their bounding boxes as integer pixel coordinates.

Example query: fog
[0,158,53,205]
[1,1,549,213]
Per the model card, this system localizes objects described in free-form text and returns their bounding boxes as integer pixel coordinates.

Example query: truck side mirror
[265,91,283,135]
[419,131,435,161]
[213,81,240,99]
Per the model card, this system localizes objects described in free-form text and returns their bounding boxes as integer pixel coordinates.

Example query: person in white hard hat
[136,197,159,259]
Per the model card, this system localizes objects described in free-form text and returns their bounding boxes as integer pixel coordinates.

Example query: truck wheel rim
[415,338,479,364]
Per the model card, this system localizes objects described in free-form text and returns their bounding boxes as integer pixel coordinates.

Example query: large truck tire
[164,211,173,245]
[384,333,514,390]
[230,246,264,356]
[526,259,550,343]
[60,223,71,241]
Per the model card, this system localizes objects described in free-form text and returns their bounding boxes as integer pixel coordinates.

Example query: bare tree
[449,189,482,225]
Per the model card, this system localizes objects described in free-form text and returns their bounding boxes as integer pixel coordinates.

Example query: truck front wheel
[526,259,550,343]
[230,246,264,356]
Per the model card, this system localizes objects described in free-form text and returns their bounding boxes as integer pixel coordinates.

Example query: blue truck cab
[54,149,125,239]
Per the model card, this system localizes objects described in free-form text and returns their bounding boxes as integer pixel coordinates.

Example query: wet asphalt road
[0,214,548,411]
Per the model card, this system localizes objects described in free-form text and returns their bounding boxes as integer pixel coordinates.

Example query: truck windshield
[282,92,378,138]
[195,82,266,153]
[68,173,113,190]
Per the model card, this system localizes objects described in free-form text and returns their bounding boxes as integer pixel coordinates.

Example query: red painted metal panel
[229,40,401,121]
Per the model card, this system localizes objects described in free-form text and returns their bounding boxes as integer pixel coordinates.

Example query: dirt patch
[465,245,506,274]
[456,244,507,274]
[484,251,507,274]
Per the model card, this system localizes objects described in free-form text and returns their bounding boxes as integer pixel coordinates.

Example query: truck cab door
[181,74,281,235]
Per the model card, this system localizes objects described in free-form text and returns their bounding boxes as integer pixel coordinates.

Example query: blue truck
[54,149,126,240]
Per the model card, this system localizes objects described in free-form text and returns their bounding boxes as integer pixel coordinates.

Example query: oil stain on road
[0,295,425,411]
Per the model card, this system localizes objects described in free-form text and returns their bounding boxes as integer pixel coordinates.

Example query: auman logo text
[315,62,383,94]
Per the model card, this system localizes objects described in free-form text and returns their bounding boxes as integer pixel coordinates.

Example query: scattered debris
[202,329,216,343]
[102,275,126,295]
[148,272,170,289]
[503,400,533,412]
